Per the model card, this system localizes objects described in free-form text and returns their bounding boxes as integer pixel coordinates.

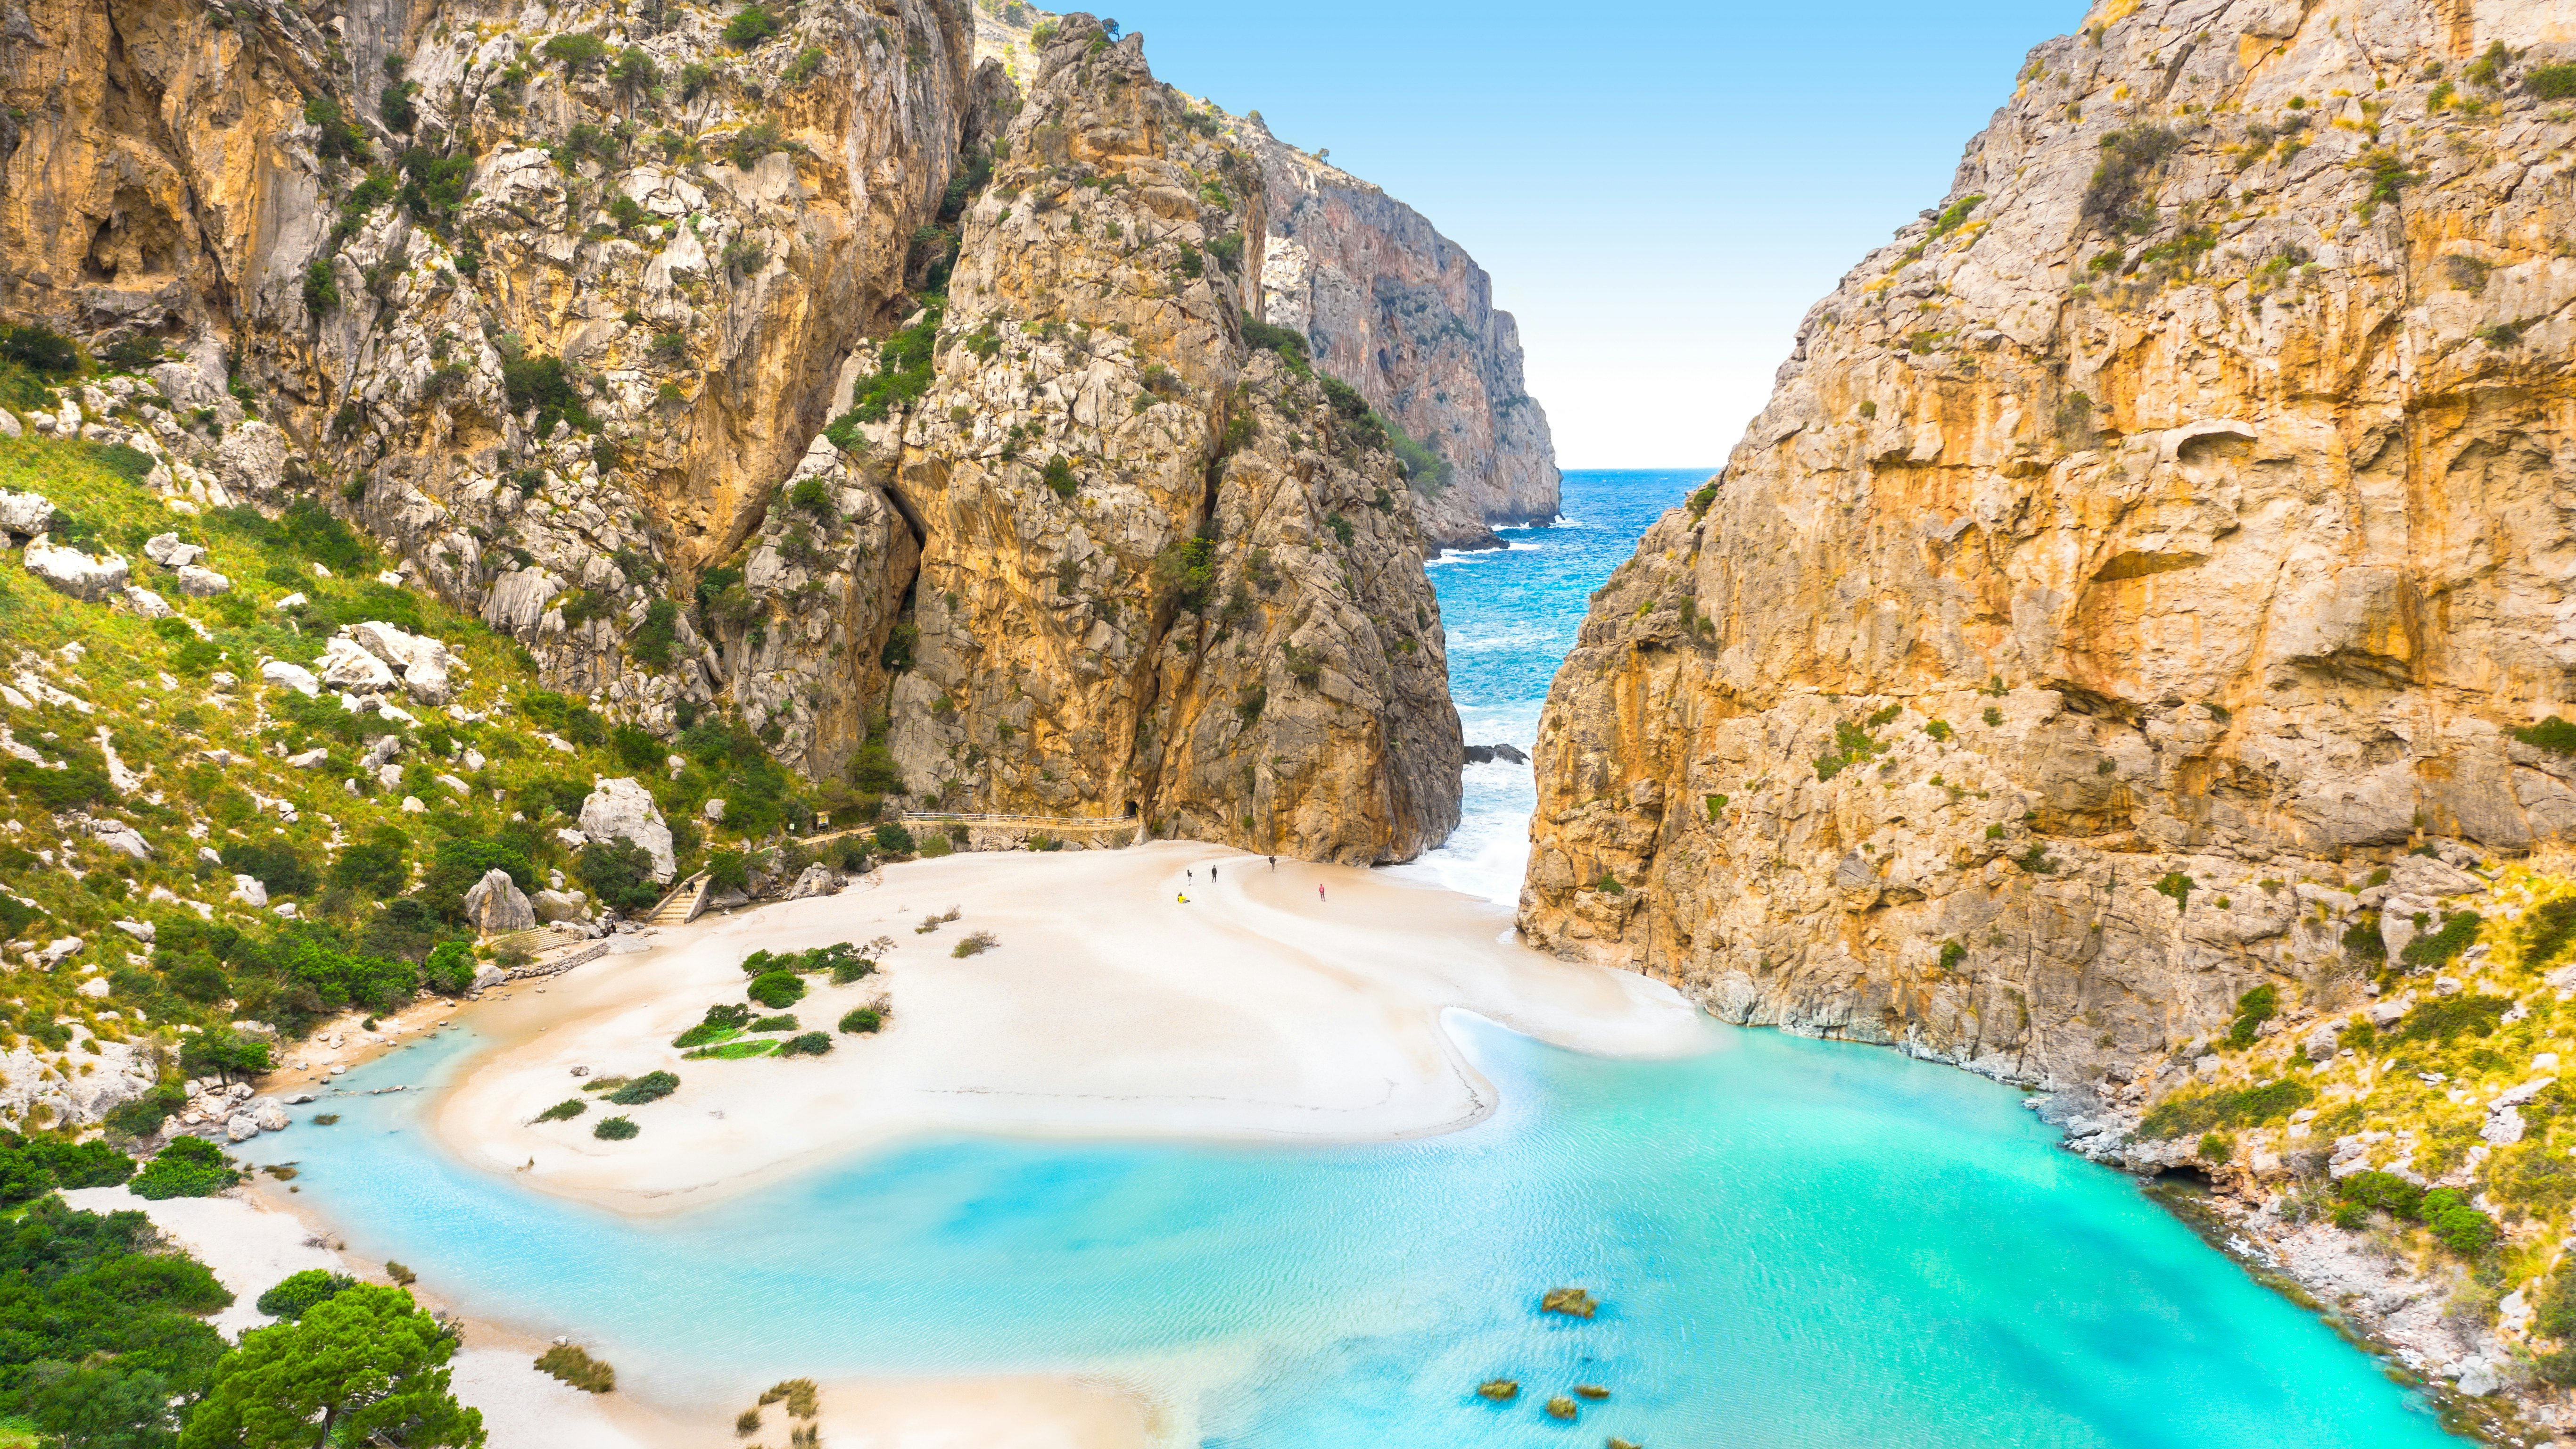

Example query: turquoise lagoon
[235,473,2462,1446]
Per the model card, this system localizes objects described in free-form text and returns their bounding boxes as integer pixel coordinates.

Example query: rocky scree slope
[0,0,1461,861]
[1525,0,2576,1086]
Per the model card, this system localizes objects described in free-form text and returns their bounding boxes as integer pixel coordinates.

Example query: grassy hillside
[2137,853,2576,1374]
[0,430,833,1136]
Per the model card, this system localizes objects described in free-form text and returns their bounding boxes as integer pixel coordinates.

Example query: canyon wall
[2,0,1458,861]
[1525,0,2576,1084]
[1242,120,1561,549]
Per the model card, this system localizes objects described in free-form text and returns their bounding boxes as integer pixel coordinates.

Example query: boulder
[471,964,507,990]
[532,889,592,923]
[316,635,397,692]
[123,585,174,618]
[25,538,129,601]
[143,532,206,568]
[229,874,268,908]
[223,1111,261,1142]
[787,863,841,899]
[463,868,537,935]
[0,488,53,535]
[248,1097,289,1132]
[702,797,726,821]
[260,660,320,696]
[172,564,231,596]
[213,419,288,497]
[579,778,676,882]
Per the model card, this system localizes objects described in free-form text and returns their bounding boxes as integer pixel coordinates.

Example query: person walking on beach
[1317,883,1326,903]
[1269,855,1277,870]
[1177,892,1189,905]
[1212,866,1219,882]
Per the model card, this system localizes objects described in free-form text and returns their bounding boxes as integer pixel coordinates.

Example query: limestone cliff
[1240,118,1560,549]
[739,17,1461,860]
[0,0,1460,862]
[969,7,1559,553]
[1526,0,2576,1085]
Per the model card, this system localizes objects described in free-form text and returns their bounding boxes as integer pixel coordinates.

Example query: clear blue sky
[1099,1,2080,468]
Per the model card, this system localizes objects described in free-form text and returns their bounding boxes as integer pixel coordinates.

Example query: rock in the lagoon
[286,1093,317,1105]
[249,1097,289,1132]
[223,1111,261,1142]
[463,868,537,935]
[143,532,206,568]
[1461,743,1530,765]
[172,563,231,596]
[579,778,675,882]
[532,889,592,924]
[25,537,129,601]
[1540,1287,1597,1318]
[0,488,54,536]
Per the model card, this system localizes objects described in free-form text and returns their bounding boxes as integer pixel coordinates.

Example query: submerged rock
[1540,1287,1597,1318]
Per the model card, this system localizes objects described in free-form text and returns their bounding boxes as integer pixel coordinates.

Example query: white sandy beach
[432,842,1705,1217]
[103,843,1702,1449]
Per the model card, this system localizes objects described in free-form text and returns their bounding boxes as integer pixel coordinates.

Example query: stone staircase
[640,871,710,927]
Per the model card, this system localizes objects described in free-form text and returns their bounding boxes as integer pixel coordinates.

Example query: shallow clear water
[236,472,2461,1444]
[1399,471,1703,904]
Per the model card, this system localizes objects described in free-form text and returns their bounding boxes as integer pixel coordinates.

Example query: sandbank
[431,842,1704,1216]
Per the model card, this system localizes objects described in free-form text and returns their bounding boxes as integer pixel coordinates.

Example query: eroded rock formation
[1526,0,2576,1082]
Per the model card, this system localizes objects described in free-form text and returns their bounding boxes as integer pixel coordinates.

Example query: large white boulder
[531,888,592,923]
[143,532,206,568]
[123,585,174,619]
[344,621,462,704]
[316,635,397,692]
[213,419,289,498]
[0,488,55,536]
[260,660,321,696]
[24,538,128,602]
[578,777,676,882]
[229,873,268,908]
[172,563,231,596]
[463,868,537,935]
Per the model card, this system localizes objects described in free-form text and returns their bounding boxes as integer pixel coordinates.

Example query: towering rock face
[1242,122,1562,549]
[742,17,1461,861]
[0,1,1460,863]
[1526,0,2576,1083]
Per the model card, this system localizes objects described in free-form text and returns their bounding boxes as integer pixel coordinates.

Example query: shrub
[2223,984,2278,1049]
[130,1136,243,1199]
[0,322,78,374]
[951,930,998,958]
[1042,455,1078,498]
[0,1131,133,1207]
[2197,1132,2232,1162]
[593,1116,640,1140]
[257,1268,358,1320]
[674,1002,752,1048]
[1936,940,1966,972]
[2152,872,2193,912]
[576,838,663,915]
[2391,994,2512,1044]
[606,1070,679,1105]
[2529,64,2576,100]
[2400,911,2481,969]
[2342,915,2388,963]
[777,1031,833,1057]
[839,1006,885,1035]
[2138,1078,2314,1139]
[873,822,916,854]
[2337,1169,2420,1218]
[2421,1187,2500,1255]
[542,31,611,75]
[537,1343,618,1392]
[2080,126,2182,232]
[536,1099,587,1123]
[721,4,783,46]
[748,970,806,1008]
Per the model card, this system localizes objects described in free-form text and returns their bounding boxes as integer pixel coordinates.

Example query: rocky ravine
[2,1,1464,861]
[1526,0,2576,1082]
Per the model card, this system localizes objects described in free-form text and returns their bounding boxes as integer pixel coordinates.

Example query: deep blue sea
[230,471,2460,1446]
